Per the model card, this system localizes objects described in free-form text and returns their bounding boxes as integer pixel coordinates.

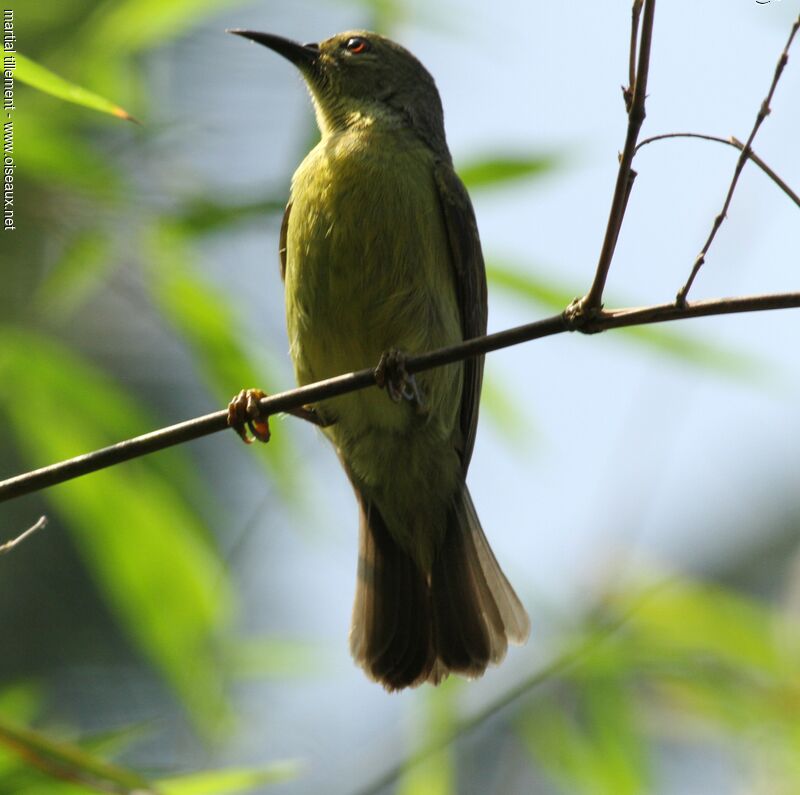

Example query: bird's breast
[286,130,459,371]
[284,127,463,447]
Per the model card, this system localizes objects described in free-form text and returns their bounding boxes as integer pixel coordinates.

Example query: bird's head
[230,29,448,154]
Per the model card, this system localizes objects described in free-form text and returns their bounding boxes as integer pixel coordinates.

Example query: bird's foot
[288,405,333,428]
[227,388,271,444]
[375,349,427,415]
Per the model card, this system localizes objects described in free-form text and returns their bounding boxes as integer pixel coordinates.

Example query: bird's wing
[279,200,292,281]
[434,161,488,473]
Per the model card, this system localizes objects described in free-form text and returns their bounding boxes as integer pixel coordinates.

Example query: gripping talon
[227,388,271,444]
[375,349,427,414]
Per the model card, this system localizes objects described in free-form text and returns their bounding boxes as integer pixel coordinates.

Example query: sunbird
[228,29,530,690]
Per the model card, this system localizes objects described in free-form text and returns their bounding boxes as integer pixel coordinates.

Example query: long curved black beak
[227,30,319,69]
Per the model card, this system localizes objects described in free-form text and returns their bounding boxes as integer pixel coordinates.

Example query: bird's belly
[284,137,464,507]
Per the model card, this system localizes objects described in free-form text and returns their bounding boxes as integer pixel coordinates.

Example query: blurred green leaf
[35,232,114,319]
[81,0,246,55]
[173,196,286,235]
[77,723,156,760]
[487,261,760,377]
[0,330,233,733]
[0,718,296,795]
[157,762,300,794]
[350,0,408,30]
[5,50,135,121]
[147,224,299,500]
[621,324,757,376]
[613,579,794,679]
[0,685,43,779]
[0,782,97,795]
[487,261,573,308]
[397,681,458,795]
[0,718,155,794]
[458,154,558,191]
[519,676,648,795]
[227,638,327,679]
[512,575,800,795]
[0,684,42,726]
[480,370,537,449]
[12,106,118,188]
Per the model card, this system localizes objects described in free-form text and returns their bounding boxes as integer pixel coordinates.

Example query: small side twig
[0,516,48,556]
[636,132,800,209]
[578,0,656,316]
[676,14,800,305]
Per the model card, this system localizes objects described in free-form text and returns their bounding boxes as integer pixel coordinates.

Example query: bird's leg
[227,388,271,444]
[375,349,427,415]
[287,405,333,427]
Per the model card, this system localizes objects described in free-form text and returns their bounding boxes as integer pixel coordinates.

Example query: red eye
[345,37,370,54]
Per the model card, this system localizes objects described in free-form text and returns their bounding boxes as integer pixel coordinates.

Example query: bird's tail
[349,484,530,691]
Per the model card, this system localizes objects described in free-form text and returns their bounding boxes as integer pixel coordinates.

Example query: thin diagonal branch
[3,289,800,504]
[635,132,800,208]
[0,516,48,555]
[579,0,656,315]
[676,14,800,305]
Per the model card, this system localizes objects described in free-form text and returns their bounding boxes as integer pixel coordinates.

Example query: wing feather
[279,200,292,281]
[433,162,488,472]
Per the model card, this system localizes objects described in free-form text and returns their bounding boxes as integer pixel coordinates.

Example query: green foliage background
[1,1,799,794]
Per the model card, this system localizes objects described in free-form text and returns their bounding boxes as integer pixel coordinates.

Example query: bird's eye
[345,37,370,54]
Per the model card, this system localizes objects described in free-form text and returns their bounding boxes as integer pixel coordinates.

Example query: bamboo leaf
[519,678,648,795]
[157,762,300,795]
[4,50,136,121]
[612,580,793,678]
[226,638,327,679]
[0,718,155,795]
[458,153,559,191]
[35,232,114,319]
[10,107,117,188]
[146,225,300,500]
[173,197,286,235]
[0,684,42,728]
[81,0,246,55]
[487,261,760,377]
[480,372,537,449]
[396,681,458,795]
[0,330,233,733]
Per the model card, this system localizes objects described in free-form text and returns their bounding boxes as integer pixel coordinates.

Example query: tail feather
[430,517,492,674]
[350,497,435,691]
[430,486,530,678]
[349,483,529,690]
[461,488,531,645]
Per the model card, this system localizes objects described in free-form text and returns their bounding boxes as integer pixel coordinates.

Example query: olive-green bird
[229,29,530,690]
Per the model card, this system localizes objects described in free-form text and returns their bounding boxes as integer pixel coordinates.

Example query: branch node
[563,297,605,333]
[622,84,633,112]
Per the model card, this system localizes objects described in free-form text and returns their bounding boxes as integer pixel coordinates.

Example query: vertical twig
[577,0,656,317]
[625,0,645,111]
[676,14,800,305]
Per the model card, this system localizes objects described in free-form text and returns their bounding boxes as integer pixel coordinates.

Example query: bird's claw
[227,388,271,444]
[375,349,427,414]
